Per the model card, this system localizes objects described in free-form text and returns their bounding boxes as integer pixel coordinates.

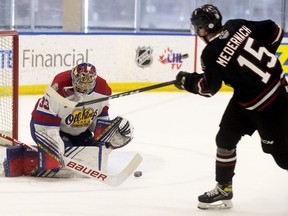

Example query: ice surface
[0,92,287,216]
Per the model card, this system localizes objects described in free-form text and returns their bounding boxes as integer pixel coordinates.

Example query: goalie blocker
[4,117,133,177]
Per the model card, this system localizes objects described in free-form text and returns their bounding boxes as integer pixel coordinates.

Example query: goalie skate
[197,183,233,210]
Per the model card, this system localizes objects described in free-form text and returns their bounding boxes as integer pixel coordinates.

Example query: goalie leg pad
[34,131,63,172]
[4,146,24,177]
[4,146,40,177]
[23,148,38,175]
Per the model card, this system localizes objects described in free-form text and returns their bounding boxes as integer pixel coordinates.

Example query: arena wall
[17,33,288,95]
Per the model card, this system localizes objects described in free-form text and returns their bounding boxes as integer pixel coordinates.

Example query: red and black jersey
[191,19,285,111]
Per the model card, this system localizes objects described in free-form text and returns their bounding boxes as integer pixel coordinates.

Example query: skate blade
[198,200,233,210]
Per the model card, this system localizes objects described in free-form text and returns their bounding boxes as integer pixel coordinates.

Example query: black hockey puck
[134,171,142,177]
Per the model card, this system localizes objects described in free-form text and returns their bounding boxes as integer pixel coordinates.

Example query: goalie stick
[0,133,142,186]
[46,80,176,108]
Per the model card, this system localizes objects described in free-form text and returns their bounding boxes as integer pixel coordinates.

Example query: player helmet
[71,63,97,94]
[190,4,222,34]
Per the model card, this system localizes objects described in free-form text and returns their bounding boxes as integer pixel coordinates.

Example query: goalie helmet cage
[0,30,19,146]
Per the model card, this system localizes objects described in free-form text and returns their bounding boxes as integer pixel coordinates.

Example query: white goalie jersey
[31,70,112,137]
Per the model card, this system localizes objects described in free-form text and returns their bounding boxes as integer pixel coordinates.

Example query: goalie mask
[71,63,97,94]
[190,4,222,34]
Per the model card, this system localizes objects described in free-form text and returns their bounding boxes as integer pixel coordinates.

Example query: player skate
[197,182,233,210]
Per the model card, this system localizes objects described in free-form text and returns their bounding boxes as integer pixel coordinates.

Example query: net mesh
[0,32,17,145]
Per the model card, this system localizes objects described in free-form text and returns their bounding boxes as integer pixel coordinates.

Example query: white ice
[0,92,287,216]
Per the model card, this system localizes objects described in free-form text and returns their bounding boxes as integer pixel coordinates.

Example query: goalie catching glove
[118,117,133,137]
[94,116,134,150]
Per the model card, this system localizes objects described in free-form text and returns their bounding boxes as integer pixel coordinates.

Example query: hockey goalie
[4,63,134,178]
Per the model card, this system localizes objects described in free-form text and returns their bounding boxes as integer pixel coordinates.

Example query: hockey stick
[0,133,142,186]
[0,133,38,151]
[46,80,176,108]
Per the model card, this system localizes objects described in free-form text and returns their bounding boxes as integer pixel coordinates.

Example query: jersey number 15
[237,37,277,84]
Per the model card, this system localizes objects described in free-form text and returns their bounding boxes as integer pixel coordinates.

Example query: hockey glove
[118,118,134,138]
[175,71,189,90]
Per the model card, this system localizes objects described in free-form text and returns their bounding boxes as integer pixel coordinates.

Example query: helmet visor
[73,72,97,94]
[190,23,205,34]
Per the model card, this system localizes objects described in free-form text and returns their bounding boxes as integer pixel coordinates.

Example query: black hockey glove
[175,71,189,90]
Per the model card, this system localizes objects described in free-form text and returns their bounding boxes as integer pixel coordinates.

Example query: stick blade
[106,153,143,186]
[63,153,142,186]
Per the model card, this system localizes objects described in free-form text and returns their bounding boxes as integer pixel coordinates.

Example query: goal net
[0,30,19,145]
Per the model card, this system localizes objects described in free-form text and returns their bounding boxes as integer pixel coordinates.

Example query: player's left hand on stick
[118,117,134,138]
[175,71,189,90]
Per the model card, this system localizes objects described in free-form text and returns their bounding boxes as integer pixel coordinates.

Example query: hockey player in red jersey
[5,62,133,177]
[175,4,287,210]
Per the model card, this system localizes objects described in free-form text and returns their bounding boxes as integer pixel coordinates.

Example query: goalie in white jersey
[5,63,133,177]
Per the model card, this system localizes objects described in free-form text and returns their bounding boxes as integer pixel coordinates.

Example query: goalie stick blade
[63,153,143,186]
[105,153,143,186]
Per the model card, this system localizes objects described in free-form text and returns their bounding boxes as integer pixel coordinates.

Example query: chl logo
[159,48,186,70]
[135,46,153,68]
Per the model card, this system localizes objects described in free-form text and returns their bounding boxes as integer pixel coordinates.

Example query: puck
[134,171,142,177]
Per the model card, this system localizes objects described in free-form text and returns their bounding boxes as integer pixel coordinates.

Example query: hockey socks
[197,147,236,210]
[216,147,236,183]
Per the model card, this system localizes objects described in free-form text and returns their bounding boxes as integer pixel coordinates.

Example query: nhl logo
[135,47,153,68]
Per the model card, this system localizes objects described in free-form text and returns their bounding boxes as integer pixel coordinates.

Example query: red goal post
[0,30,19,145]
